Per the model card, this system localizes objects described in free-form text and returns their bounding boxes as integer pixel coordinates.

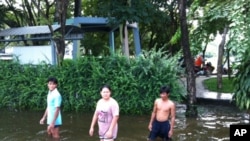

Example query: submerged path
[196,75,232,101]
[181,75,232,103]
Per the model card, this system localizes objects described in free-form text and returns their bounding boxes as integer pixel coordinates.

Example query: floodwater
[0,103,249,141]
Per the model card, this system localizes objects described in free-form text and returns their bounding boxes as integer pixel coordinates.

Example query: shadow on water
[0,103,249,141]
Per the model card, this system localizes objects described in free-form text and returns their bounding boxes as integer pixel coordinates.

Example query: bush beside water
[0,52,185,115]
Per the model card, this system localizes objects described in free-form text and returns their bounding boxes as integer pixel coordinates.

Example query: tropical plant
[0,50,185,115]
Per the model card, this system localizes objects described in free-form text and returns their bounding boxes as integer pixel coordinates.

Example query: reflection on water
[175,104,249,141]
[0,104,249,141]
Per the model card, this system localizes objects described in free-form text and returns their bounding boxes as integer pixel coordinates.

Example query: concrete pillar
[133,27,141,56]
[51,40,57,65]
[109,31,115,54]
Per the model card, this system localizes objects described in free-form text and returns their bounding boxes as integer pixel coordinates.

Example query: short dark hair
[160,85,171,94]
[47,77,58,84]
[100,84,112,92]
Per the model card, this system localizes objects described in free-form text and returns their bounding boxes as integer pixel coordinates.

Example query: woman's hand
[105,130,113,139]
[89,127,94,136]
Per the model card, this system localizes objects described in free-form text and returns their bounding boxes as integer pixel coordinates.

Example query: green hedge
[0,52,185,115]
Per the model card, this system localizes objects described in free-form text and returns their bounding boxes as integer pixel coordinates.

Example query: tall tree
[217,27,228,89]
[74,0,81,17]
[189,0,231,90]
[54,0,69,66]
[179,0,197,117]
[31,0,69,66]
[95,0,181,55]
[4,0,24,27]
[0,3,9,28]
[1,0,73,65]
[80,0,181,56]
[189,0,250,111]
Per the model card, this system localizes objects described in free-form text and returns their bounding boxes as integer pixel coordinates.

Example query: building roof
[0,17,114,38]
[0,25,84,36]
[0,25,84,42]
[0,17,138,42]
[0,25,58,36]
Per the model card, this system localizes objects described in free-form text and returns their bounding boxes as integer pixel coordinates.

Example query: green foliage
[81,32,110,56]
[0,61,51,110]
[203,77,234,93]
[233,49,250,110]
[82,0,181,53]
[170,27,181,45]
[226,0,250,110]
[1,0,183,57]
[0,51,185,115]
[189,0,250,110]
[97,0,158,25]
[189,0,231,55]
[0,5,8,28]
[227,0,250,61]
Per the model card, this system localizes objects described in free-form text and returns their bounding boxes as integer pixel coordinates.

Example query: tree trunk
[179,0,197,117]
[226,49,231,78]
[23,0,36,26]
[74,0,81,17]
[120,23,130,58]
[217,27,228,89]
[120,0,131,58]
[123,23,130,58]
[54,0,68,66]
[31,0,64,65]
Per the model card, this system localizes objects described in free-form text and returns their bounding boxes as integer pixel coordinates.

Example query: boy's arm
[40,107,48,124]
[148,100,157,130]
[48,94,62,127]
[169,102,176,137]
[49,107,60,126]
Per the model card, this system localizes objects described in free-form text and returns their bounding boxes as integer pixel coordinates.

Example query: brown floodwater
[0,103,249,141]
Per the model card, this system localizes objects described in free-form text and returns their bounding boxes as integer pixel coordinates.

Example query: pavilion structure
[0,16,141,64]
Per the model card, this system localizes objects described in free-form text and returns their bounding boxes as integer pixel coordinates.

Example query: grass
[203,77,234,93]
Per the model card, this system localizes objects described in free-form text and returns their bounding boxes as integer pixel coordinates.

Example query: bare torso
[155,98,174,122]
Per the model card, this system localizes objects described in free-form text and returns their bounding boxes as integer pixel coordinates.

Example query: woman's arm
[89,111,98,136]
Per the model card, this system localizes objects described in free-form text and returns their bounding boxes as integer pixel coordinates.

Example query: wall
[6,46,53,64]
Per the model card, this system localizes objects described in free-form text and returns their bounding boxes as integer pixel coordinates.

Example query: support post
[109,31,115,54]
[133,26,141,56]
[51,40,57,65]
[72,19,81,59]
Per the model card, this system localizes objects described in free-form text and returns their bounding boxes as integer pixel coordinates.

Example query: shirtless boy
[148,85,176,141]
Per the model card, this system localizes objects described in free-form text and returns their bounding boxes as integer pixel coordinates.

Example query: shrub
[0,50,185,115]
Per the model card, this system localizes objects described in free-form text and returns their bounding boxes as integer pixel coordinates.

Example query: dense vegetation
[1,0,250,113]
[233,49,250,110]
[0,51,185,115]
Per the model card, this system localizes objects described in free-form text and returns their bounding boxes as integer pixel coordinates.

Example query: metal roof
[0,25,60,36]
[0,17,138,37]
[0,25,84,42]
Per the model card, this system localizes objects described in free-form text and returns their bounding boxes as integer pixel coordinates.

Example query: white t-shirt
[95,97,119,138]
[47,88,62,125]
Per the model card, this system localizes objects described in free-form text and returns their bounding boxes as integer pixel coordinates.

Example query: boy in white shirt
[40,77,62,139]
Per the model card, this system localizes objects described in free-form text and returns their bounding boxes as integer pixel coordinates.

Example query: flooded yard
[0,103,249,141]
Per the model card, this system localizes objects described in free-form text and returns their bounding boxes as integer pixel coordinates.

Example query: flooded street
[0,103,249,141]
